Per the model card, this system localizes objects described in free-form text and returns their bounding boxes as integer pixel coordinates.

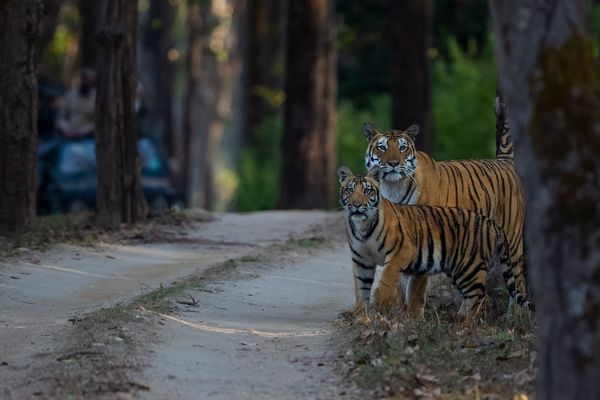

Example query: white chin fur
[384,172,402,182]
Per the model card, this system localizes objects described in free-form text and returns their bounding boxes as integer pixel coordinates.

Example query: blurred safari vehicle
[37,136,180,214]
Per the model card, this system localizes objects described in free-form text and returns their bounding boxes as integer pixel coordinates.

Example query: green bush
[234,116,283,211]
[235,37,499,211]
[337,95,391,174]
[432,38,497,160]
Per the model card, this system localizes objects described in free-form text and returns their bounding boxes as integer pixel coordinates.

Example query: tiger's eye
[377,145,386,152]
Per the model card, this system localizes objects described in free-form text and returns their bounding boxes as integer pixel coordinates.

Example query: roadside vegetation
[340,277,536,399]
[0,208,212,258]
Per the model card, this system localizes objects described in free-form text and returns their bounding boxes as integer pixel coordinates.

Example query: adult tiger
[338,166,531,317]
[363,122,526,317]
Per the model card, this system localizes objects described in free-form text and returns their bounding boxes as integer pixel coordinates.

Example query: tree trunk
[0,0,43,233]
[78,0,105,70]
[490,1,600,398]
[138,0,175,153]
[184,0,242,209]
[95,0,147,227]
[390,0,433,153]
[244,0,287,145]
[280,0,337,209]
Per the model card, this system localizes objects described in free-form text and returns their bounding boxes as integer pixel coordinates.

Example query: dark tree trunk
[390,0,433,153]
[280,0,337,209]
[138,0,175,153]
[95,0,147,227]
[490,1,600,398]
[244,0,287,145]
[78,0,105,70]
[38,0,63,55]
[0,0,43,233]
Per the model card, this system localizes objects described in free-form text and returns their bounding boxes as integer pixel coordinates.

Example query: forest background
[37,0,593,213]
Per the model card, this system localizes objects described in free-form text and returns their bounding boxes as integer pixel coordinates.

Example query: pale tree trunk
[390,0,433,153]
[184,0,242,209]
[138,0,175,153]
[95,0,147,227]
[490,1,600,398]
[0,0,43,233]
[280,0,337,209]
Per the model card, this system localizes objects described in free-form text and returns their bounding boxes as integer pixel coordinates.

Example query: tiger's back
[372,201,528,315]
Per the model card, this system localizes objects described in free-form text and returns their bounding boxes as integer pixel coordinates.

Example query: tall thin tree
[490,1,600,398]
[0,0,43,233]
[138,0,176,153]
[184,0,242,209]
[244,0,287,145]
[390,0,433,152]
[280,0,337,209]
[95,0,147,227]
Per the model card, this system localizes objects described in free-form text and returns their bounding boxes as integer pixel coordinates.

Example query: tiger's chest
[380,180,421,205]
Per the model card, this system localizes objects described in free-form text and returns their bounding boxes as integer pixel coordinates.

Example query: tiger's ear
[405,124,419,139]
[368,166,384,182]
[363,122,379,140]
[337,166,353,184]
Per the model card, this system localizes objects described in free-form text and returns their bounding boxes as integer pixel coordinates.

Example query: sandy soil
[0,211,356,399]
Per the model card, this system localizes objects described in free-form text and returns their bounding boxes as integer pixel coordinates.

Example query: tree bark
[0,0,43,233]
[184,0,242,209]
[390,0,433,153]
[78,0,105,70]
[244,0,287,145]
[280,0,337,209]
[95,0,147,227]
[490,1,600,398]
[138,0,176,153]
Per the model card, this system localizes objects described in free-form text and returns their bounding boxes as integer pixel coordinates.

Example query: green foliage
[337,95,391,174]
[235,116,283,211]
[431,37,497,160]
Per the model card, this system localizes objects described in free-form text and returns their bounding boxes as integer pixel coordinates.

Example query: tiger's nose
[351,203,362,208]
[388,160,400,167]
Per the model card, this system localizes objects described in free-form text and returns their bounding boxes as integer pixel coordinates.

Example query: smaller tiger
[338,166,532,317]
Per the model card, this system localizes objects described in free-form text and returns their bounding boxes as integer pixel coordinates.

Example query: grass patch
[281,237,329,251]
[0,212,99,256]
[134,255,258,313]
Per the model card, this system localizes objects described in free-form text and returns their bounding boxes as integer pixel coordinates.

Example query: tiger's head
[363,122,419,182]
[337,166,384,221]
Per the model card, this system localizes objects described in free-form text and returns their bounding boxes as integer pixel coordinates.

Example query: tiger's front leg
[352,259,376,313]
[374,255,408,314]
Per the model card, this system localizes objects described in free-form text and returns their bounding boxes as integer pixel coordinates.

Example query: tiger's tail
[495,78,514,159]
[496,227,534,311]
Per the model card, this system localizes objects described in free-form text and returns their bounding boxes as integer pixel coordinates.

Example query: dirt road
[0,211,358,399]
[142,247,354,400]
